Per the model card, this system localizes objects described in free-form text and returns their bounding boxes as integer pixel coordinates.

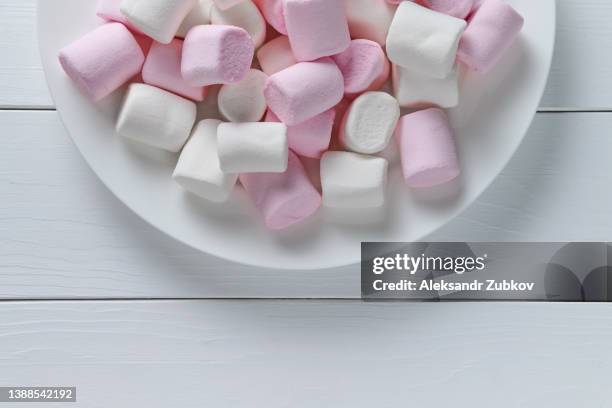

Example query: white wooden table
[1,0,612,406]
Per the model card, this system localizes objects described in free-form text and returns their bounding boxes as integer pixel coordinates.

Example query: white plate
[37,0,555,270]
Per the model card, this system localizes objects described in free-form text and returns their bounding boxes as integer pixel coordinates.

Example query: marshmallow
[218,69,268,122]
[253,0,287,35]
[321,151,388,208]
[176,0,213,38]
[330,97,352,142]
[397,108,460,188]
[181,25,255,86]
[213,0,243,10]
[386,1,466,78]
[392,64,459,108]
[344,0,397,46]
[120,0,197,44]
[265,109,334,159]
[458,0,524,74]
[210,0,267,48]
[284,0,350,61]
[173,119,238,202]
[421,0,475,19]
[332,39,390,96]
[96,0,135,28]
[264,57,344,125]
[142,39,207,101]
[58,23,144,102]
[95,3,153,51]
[387,0,475,18]
[217,122,288,173]
[256,36,297,75]
[240,151,321,230]
[470,0,486,13]
[117,83,197,152]
[339,91,399,154]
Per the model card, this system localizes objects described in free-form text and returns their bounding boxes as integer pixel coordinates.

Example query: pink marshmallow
[422,0,474,19]
[330,97,352,143]
[265,109,335,159]
[181,25,254,86]
[96,3,153,56]
[283,0,351,61]
[58,23,145,102]
[142,39,207,102]
[397,108,460,188]
[264,57,344,125]
[256,36,297,75]
[96,0,134,28]
[332,39,390,96]
[385,0,473,19]
[133,35,154,56]
[240,151,322,230]
[458,0,524,74]
[470,0,486,13]
[253,0,287,35]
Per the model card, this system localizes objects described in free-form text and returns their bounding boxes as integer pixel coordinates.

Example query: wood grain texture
[2,111,611,299]
[540,0,612,109]
[0,0,53,108]
[0,300,610,407]
[2,0,612,109]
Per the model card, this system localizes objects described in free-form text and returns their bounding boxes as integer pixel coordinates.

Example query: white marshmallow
[218,69,268,122]
[210,0,267,48]
[344,0,397,46]
[116,83,197,152]
[217,122,288,173]
[386,1,466,78]
[173,119,238,202]
[120,0,198,44]
[176,0,213,38]
[321,151,388,208]
[392,64,459,108]
[256,36,297,76]
[340,91,400,154]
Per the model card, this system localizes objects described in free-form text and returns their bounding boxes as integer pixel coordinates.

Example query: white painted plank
[541,0,612,109]
[2,0,612,109]
[0,300,610,407]
[0,0,53,108]
[0,112,357,298]
[1,111,611,299]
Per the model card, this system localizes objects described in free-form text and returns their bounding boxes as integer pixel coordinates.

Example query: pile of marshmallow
[58,0,523,230]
